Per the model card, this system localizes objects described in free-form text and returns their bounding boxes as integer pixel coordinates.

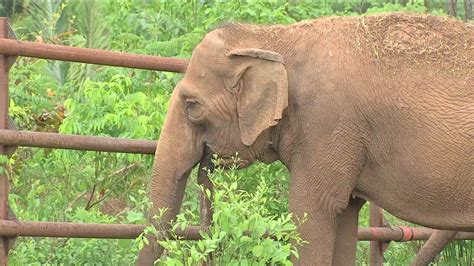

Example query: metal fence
[0,17,472,265]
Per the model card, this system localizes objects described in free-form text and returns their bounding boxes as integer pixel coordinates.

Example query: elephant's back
[350,13,473,76]
[296,13,474,230]
[346,13,473,138]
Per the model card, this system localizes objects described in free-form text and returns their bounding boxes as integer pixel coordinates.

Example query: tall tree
[424,0,431,13]
[399,0,409,6]
[465,0,473,19]
[448,0,457,16]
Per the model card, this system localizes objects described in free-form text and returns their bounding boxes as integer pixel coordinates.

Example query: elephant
[137,13,473,265]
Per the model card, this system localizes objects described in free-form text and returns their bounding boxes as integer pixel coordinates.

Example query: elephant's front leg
[288,131,367,265]
[289,185,338,265]
[289,172,361,265]
[332,197,365,265]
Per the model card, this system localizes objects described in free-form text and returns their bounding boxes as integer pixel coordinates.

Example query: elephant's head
[174,30,288,164]
[139,27,288,263]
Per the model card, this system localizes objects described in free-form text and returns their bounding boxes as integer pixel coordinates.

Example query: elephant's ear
[228,48,288,146]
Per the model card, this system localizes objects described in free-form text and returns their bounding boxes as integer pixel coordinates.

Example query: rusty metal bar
[358,226,474,241]
[0,17,10,264]
[198,174,213,229]
[197,153,214,228]
[0,38,188,73]
[0,221,201,240]
[370,203,385,266]
[0,130,156,154]
[0,220,472,242]
[197,153,214,266]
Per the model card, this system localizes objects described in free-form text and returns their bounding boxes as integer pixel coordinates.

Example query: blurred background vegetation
[0,0,472,264]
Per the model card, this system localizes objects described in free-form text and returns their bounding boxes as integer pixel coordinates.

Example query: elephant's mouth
[215,156,251,169]
[205,144,253,169]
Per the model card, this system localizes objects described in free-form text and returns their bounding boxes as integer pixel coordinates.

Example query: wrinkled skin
[138,13,473,265]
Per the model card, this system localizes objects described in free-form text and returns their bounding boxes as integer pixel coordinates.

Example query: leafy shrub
[138,161,305,265]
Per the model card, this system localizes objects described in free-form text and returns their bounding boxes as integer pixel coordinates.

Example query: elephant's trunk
[137,97,204,265]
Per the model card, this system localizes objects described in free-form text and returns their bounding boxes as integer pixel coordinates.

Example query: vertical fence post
[197,153,214,266]
[198,174,213,229]
[0,17,11,265]
[369,202,385,265]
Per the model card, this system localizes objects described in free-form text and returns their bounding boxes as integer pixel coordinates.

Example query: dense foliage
[1,0,472,265]
[146,161,306,265]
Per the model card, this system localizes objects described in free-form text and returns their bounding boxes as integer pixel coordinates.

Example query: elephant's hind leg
[410,230,458,266]
[331,197,365,266]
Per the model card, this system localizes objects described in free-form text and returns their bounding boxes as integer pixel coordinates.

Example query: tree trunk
[465,0,473,20]
[448,0,457,17]
[424,0,431,13]
[399,0,409,6]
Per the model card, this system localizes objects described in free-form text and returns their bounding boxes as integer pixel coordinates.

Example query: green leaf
[252,245,264,257]
[126,211,145,223]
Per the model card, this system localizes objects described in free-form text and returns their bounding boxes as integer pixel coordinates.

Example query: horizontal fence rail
[357,227,474,242]
[0,221,201,240]
[0,221,472,242]
[0,130,156,154]
[0,38,188,73]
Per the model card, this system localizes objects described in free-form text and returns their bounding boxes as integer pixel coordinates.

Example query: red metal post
[369,203,385,266]
[197,154,214,266]
[197,153,214,228]
[198,174,213,228]
[0,17,10,265]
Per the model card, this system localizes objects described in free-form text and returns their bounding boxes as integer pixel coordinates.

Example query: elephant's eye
[185,99,206,123]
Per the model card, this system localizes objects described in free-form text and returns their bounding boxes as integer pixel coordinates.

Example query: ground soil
[353,13,474,76]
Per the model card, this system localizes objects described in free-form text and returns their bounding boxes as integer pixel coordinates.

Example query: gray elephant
[138,13,474,265]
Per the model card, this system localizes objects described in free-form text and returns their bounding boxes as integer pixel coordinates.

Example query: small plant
[137,160,306,265]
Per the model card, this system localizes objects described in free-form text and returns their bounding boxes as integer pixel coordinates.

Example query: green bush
[138,160,305,265]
